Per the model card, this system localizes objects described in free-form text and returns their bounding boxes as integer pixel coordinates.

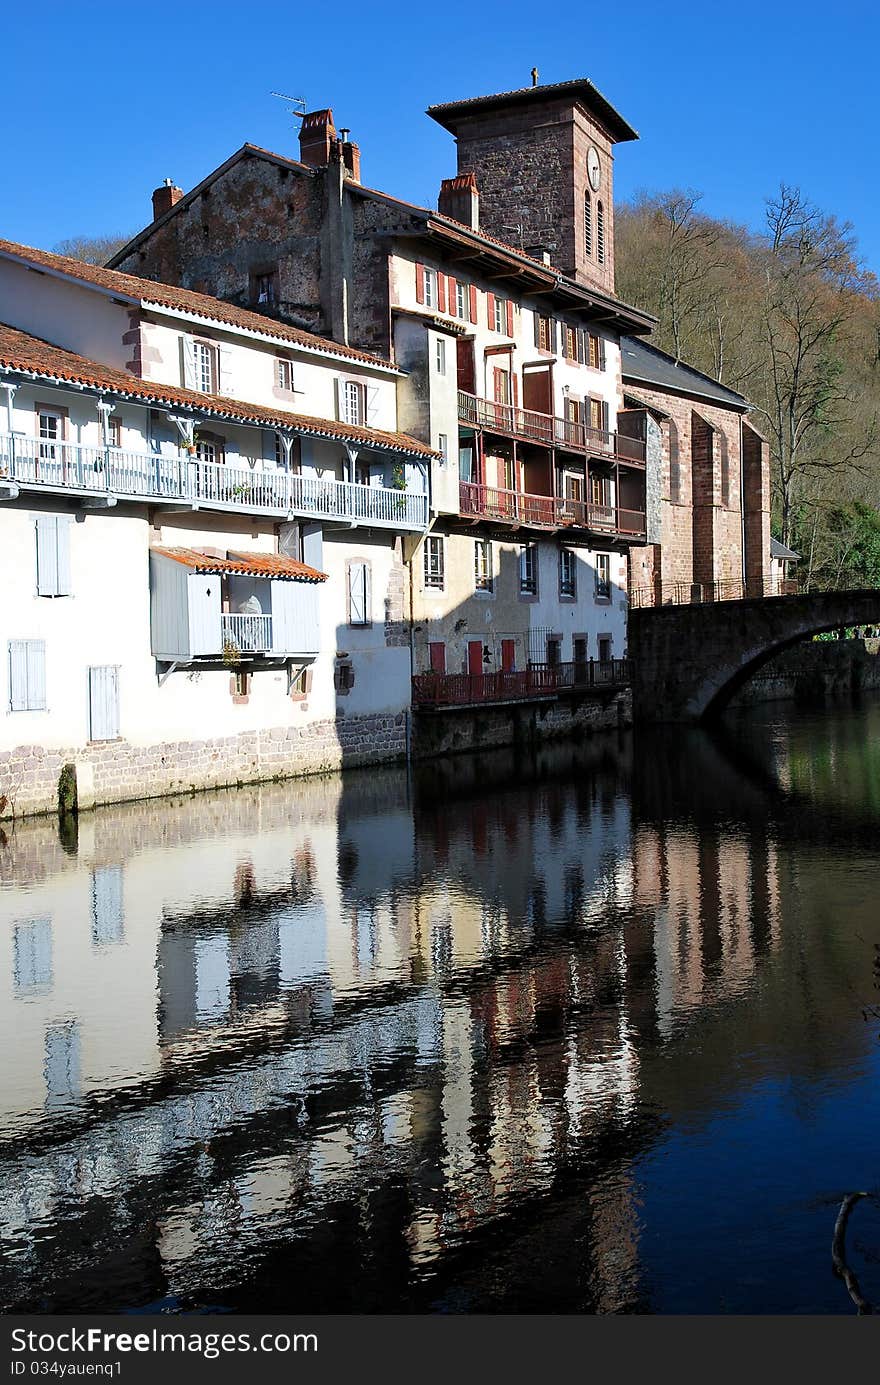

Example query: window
[519,543,537,595]
[559,548,576,597]
[424,535,445,590]
[584,190,593,257]
[192,340,216,393]
[564,326,578,361]
[598,634,612,662]
[88,665,120,741]
[535,314,554,352]
[438,433,448,465]
[456,281,468,320]
[720,435,731,506]
[45,1022,81,1106]
[588,334,605,370]
[493,297,505,333]
[276,358,294,391]
[334,660,355,693]
[35,516,71,597]
[342,380,366,426]
[423,268,437,308]
[195,432,224,466]
[474,539,493,592]
[589,397,609,434]
[546,638,561,667]
[38,408,64,463]
[669,419,682,502]
[595,553,611,599]
[348,560,372,625]
[597,202,606,265]
[436,337,446,374]
[251,269,279,306]
[8,640,46,712]
[107,416,122,448]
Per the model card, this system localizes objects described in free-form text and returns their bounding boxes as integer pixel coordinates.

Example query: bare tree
[53,234,132,266]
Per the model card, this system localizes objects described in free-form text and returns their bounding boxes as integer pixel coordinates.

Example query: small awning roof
[152,547,327,582]
[770,537,799,562]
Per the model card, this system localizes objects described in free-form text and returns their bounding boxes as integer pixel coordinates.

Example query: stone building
[110,78,661,684]
[620,337,771,605]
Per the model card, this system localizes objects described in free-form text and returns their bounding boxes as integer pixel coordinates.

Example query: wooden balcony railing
[0,433,429,532]
[412,658,630,709]
[459,481,646,538]
[458,391,646,464]
[221,612,273,652]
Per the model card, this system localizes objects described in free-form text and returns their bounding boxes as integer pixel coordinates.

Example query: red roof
[0,322,438,460]
[0,237,397,373]
[152,547,327,582]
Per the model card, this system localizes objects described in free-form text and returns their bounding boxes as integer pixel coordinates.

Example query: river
[1,699,879,1314]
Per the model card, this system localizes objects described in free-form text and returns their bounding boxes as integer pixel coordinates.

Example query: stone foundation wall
[412,691,630,761]
[730,638,880,707]
[0,713,406,820]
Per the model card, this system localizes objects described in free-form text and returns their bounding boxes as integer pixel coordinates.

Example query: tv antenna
[271,92,307,120]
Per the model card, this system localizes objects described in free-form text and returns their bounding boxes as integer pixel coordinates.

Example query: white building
[0,239,434,817]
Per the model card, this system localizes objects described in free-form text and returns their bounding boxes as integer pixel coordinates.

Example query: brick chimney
[299,109,336,168]
[337,129,361,184]
[152,179,183,221]
[438,172,479,230]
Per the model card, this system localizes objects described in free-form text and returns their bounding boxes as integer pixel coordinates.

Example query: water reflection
[1,710,879,1314]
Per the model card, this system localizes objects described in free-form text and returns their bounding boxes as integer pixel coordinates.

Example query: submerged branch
[832,1192,874,1314]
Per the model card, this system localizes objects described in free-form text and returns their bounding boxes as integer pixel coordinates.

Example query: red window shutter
[506,300,514,336]
[415,263,425,305]
[469,284,478,324]
[486,291,495,328]
[448,276,457,314]
[437,274,446,314]
[512,373,519,407]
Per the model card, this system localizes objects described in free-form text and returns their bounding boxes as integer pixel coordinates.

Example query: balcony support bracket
[0,479,20,500]
[80,494,117,509]
[157,660,179,687]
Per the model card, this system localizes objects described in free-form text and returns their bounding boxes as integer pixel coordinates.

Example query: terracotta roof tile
[0,237,397,372]
[152,547,327,582]
[0,322,438,460]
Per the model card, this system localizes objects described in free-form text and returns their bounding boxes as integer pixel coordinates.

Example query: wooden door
[522,367,551,415]
[467,641,483,675]
[429,642,446,674]
[501,639,516,672]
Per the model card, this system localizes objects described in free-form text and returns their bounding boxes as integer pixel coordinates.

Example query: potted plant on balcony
[181,429,199,458]
[390,461,409,517]
[222,638,241,668]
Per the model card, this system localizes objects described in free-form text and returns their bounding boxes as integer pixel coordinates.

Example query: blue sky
[2,0,878,273]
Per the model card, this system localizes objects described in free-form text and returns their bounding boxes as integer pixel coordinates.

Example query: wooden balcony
[458,391,646,464]
[0,433,429,532]
[459,480,646,539]
[412,659,631,710]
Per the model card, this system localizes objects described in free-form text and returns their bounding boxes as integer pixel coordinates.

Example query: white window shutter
[55,517,72,596]
[363,561,372,622]
[27,641,47,711]
[8,641,28,710]
[349,561,366,625]
[334,378,343,423]
[180,336,197,390]
[217,346,235,397]
[89,665,120,741]
[36,517,59,596]
[366,385,380,425]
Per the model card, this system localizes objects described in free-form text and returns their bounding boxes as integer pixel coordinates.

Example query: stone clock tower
[427,77,637,298]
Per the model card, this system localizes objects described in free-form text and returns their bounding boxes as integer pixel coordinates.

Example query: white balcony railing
[221,612,273,652]
[0,434,429,531]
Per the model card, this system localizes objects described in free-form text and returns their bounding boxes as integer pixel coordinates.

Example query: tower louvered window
[597,202,606,266]
[584,191,592,257]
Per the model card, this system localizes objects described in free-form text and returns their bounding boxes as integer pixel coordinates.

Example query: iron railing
[412,658,630,708]
[0,433,429,531]
[629,578,796,608]
[459,480,646,538]
[457,391,646,464]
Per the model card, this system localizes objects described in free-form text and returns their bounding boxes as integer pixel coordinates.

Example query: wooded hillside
[615,189,880,590]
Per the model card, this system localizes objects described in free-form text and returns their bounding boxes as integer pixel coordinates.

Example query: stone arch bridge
[628,590,880,722]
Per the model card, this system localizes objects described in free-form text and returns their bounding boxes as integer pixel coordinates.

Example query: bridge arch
[628,591,880,723]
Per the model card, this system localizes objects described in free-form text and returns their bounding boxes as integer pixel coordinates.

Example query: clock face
[587,147,601,192]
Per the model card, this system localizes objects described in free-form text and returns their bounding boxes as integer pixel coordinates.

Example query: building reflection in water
[0,720,834,1315]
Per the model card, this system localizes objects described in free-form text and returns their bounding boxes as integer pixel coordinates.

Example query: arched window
[596,202,606,265]
[584,190,593,257]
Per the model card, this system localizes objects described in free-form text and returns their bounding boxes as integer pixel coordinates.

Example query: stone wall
[730,638,880,706]
[412,690,630,761]
[0,713,406,821]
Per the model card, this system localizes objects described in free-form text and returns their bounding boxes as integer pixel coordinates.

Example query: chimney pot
[152,181,183,221]
[438,172,480,230]
[298,108,336,168]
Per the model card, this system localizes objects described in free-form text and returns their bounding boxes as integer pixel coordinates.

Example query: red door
[428,642,446,674]
[467,641,483,674]
[501,639,516,672]
[457,338,475,394]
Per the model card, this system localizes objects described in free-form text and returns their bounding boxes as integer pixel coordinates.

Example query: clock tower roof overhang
[427,78,639,145]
